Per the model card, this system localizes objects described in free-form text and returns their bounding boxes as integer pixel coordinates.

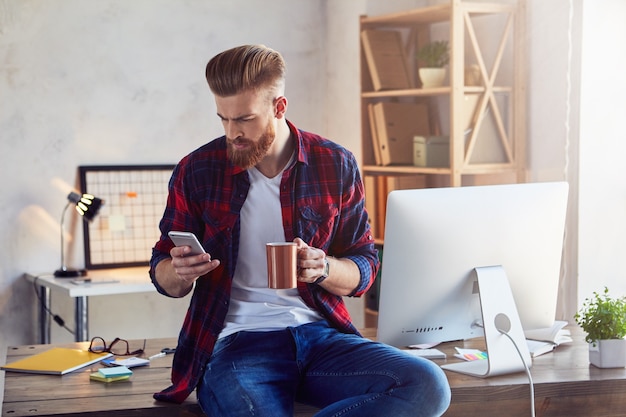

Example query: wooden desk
[1,337,316,417]
[3,327,626,417]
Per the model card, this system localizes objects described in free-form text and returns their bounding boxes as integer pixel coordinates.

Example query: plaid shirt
[149,120,379,403]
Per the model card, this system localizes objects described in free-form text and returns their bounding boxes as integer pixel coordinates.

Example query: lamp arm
[58,201,72,272]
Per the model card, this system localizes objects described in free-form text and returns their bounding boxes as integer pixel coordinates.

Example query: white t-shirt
[219,159,322,339]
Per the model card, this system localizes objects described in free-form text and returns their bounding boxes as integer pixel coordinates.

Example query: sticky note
[97,365,132,378]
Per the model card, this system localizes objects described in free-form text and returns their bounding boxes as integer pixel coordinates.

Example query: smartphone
[168,231,206,255]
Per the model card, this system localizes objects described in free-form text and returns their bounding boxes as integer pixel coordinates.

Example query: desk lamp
[54,191,104,278]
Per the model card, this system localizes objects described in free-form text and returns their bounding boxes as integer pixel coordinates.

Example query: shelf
[359,0,526,241]
[360,4,453,27]
[361,86,511,99]
[360,2,517,28]
[362,165,450,176]
[363,163,519,177]
[362,87,450,99]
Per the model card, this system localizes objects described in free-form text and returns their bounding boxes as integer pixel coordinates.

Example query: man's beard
[227,121,275,170]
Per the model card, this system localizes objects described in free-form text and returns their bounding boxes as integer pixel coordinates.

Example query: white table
[25,267,156,343]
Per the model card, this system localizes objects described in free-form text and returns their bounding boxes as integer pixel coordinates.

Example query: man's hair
[205,44,286,98]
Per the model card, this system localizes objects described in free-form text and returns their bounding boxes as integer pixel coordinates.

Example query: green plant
[416,40,450,68]
[574,287,626,343]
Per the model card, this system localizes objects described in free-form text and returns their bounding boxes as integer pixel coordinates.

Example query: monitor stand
[441,265,531,377]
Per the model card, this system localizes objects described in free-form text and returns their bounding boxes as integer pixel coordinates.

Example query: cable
[475,314,535,416]
[32,276,75,336]
[498,329,535,417]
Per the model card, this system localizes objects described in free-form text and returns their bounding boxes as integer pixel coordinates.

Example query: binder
[372,102,430,165]
[1,347,112,375]
[367,103,382,165]
[361,29,411,91]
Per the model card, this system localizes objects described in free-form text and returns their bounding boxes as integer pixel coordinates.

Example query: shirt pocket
[297,204,339,250]
[201,208,238,260]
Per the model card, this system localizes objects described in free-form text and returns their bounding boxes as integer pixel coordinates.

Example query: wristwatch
[314,257,330,285]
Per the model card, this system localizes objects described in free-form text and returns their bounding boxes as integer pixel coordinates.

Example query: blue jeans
[197,320,451,417]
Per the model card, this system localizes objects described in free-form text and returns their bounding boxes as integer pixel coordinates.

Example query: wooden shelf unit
[360,0,527,241]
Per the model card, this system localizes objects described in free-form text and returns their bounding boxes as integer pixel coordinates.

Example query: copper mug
[266,242,298,289]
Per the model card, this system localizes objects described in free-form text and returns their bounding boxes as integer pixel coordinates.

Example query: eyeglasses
[88,337,146,356]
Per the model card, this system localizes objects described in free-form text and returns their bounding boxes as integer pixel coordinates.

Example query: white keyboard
[403,348,446,359]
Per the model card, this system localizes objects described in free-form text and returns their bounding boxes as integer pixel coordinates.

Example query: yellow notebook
[1,347,112,375]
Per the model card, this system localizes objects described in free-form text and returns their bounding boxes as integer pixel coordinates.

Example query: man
[150,44,450,417]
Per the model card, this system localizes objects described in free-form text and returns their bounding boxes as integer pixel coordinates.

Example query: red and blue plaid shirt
[149,120,379,403]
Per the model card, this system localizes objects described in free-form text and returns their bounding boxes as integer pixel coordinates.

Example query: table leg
[39,285,51,344]
[74,296,89,342]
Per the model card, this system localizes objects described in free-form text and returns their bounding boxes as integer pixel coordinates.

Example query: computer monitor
[377,181,569,349]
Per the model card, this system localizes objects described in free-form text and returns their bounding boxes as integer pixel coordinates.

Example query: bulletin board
[79,164,175,269]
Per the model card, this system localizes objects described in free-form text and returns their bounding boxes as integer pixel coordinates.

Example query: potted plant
[574,287,626,368]
[416,40,449,88]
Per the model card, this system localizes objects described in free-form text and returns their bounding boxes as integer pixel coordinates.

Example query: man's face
[215,89,276,170]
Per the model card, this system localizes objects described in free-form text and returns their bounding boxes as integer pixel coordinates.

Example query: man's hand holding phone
[167,231,220,285]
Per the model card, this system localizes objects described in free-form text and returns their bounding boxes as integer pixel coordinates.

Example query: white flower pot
[419,68,446,88]
[589,339,626,368]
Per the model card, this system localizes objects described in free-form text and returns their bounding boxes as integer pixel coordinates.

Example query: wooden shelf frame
[360,0,527,186]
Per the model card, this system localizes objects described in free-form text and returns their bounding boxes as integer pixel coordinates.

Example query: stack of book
[524,320,573,358]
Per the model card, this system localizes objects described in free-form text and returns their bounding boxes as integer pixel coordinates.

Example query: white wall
[526,0,581,321]
[2,0,624,347]
[578,0,626,304]
[0,0,329,345]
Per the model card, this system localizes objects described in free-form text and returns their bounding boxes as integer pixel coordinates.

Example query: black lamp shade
[68,192,103,221]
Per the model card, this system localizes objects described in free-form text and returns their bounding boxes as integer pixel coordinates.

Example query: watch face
[323,258,330,277]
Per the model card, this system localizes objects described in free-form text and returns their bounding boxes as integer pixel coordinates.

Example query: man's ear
[274,96,288,119]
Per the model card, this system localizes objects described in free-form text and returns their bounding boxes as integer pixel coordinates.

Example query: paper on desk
[70,277,120,285]
[102,357,149,368]
[112,357,150,368]
[454,347,488,361]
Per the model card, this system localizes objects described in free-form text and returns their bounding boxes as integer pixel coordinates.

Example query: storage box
[413,136,450,167]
